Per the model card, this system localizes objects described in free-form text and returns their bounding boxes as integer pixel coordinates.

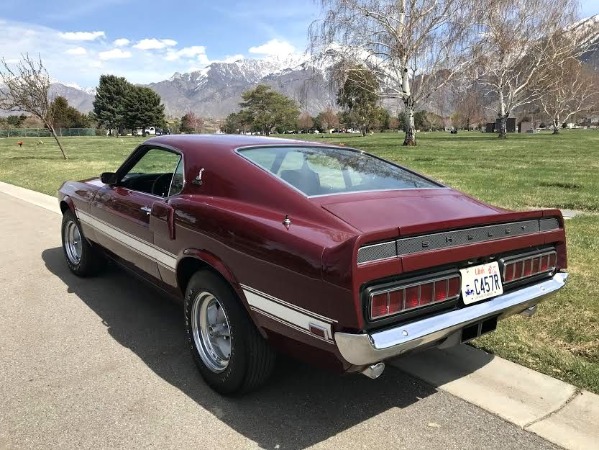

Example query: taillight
[388,290,402,314]
[370,293,388,319]
[369,274,461,320]
[502,251,557,284]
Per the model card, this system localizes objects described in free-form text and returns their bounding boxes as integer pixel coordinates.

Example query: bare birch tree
[537,59,599,134]
[0,54,67,159]
[471,0,580,139]
[310,0,476,146]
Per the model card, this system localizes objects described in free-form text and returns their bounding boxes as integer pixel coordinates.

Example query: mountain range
[39,15,599,120]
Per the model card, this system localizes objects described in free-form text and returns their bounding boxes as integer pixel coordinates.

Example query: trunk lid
[320,188,507,234]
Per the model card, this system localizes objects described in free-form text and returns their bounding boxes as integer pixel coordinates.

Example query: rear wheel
[61,210,105,276]
[184,271,275,395]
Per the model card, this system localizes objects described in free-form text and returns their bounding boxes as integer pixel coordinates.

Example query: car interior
[118,148,183,197]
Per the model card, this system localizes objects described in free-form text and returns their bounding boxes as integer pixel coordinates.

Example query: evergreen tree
[337,66,380,136]
[123,86,165,134]
[239,85,299,135]
[93,75,132,136]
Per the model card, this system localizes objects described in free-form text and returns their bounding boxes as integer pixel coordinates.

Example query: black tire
[184,271,276,395]
[61,210,105,277]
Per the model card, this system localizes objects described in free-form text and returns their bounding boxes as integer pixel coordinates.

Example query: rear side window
[239,146,440,196]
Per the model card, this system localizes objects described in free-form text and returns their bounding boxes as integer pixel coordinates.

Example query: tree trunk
[497,114,508,139]
[403,98,416,146]
[498,92,508,139]
[48,124,68,159]
[552,116,560,134]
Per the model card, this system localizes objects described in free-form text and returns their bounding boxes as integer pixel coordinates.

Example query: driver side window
[122,148,182,197]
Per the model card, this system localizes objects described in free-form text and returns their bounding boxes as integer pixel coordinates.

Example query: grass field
[1,131,598,393]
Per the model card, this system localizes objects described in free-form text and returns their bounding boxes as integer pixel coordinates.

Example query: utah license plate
[460,261,503,305]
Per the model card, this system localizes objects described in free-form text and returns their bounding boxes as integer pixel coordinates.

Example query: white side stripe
[77,210,177,270]
[243,289,332,340]
[77,210,333,340]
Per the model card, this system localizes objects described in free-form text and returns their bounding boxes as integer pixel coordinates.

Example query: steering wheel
[151,173,173,197]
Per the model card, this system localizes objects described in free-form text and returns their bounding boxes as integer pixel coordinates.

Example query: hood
[320,189,506,234]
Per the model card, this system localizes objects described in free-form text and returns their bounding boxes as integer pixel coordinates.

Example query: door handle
[140,206,151,215]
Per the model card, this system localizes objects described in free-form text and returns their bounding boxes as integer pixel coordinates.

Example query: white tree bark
[472,0,583,139]
[537,58,599,134]
[310,0,477,146]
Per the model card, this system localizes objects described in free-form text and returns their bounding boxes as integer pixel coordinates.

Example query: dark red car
[58,135,568,394]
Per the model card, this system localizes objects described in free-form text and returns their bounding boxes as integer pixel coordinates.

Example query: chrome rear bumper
[335,272,568,366]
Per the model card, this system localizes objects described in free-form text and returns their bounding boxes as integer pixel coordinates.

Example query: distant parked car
[58,135,568,394]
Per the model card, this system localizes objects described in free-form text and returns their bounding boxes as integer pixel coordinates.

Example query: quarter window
[120,147,183,197]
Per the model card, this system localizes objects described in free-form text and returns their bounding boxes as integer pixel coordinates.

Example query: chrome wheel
[191,291,231,373]
[63,220,82,265]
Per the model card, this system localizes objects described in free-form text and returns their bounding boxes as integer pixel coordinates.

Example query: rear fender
[176,248,268,337]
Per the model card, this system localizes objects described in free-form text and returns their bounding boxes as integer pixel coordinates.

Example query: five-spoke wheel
[61,210,105,276]
[191,291,232,373]
[63,219,83,265]
[184,271,275,394]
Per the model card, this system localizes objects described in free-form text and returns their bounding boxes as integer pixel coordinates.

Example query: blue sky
[1,0,598,89]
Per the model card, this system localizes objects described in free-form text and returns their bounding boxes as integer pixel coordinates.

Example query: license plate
[460,261,503,305]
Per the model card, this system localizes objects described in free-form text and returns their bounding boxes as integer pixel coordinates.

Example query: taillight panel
[368,274,461,320]
[501,250,557,284]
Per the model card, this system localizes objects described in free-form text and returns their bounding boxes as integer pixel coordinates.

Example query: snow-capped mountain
[49,83,96,113]
[578,15,599,69]
[34,54,339,118]
[148,54,338,117]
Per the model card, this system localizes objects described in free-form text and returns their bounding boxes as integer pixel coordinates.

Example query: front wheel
[184,271,275,395]
[61,210,105,276]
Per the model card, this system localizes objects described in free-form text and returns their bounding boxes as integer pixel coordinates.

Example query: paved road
[0,192,557,449]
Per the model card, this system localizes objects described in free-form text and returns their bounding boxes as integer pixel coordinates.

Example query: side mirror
[101,172,118,185]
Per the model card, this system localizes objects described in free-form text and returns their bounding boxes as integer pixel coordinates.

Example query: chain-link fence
[0,128,96,138]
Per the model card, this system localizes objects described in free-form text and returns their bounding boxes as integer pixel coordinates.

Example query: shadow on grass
[8,155,66,161]
[42,246,492,448]
[419,134,510,142]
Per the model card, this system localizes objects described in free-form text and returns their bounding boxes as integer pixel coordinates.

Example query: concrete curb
[1,181,598,449]
[391,346,599,450]
[0,181,59,215]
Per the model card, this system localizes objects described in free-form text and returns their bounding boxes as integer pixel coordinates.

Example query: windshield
[239,146,440,196]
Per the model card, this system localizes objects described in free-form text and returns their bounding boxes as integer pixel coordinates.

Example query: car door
[90,146,182,279]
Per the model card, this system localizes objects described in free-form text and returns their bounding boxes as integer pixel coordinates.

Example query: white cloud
[248,39,296,58]
[165,46,209,64]
[65,47,87,55]
[0,19,273,88]
[98,48,132,60]
[133,38,177,50]
[59,31,105,41]
[113,38,130,47]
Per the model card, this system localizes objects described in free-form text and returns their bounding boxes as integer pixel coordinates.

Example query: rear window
[239,146,440,196]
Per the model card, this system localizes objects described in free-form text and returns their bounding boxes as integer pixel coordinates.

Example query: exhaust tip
[362,362,385,379]
[520,305,537,318]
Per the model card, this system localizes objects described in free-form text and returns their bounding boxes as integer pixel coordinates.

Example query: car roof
[144,134,336,153]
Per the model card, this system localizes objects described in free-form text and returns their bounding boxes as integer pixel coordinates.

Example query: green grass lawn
[1,131,598,393]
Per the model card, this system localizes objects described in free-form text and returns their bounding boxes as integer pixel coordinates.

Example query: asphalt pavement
[0,187,570,449]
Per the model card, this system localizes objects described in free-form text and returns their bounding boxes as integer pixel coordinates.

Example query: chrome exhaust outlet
[361,362,385,379]
[520,305,537,318]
